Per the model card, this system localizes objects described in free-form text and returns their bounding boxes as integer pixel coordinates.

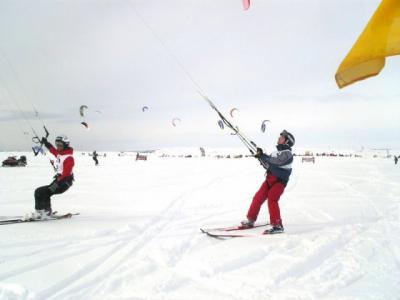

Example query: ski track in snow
[0,153,399,300]
[37,177,222,300]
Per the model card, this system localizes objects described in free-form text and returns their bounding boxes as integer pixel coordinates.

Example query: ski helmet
[280,130,295,147]
[55,135,70,147]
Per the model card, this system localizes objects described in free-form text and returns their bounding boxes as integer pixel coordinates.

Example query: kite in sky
[242,0,250,10]
[335,0,400,88]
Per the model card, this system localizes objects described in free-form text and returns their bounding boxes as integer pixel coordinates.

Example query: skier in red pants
[241,130,295,234]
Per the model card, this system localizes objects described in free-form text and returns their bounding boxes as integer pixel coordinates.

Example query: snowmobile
[2,156,27,167]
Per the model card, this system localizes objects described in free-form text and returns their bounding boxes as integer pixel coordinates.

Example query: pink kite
[242,0,250,10]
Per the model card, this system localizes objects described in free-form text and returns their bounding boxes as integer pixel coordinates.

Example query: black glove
[41,137,48,144]
[254,147,264,159]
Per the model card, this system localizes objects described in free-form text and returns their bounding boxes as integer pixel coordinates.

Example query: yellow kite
[335,0,400,88]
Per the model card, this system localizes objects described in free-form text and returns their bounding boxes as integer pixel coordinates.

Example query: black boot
[263,225,284,234]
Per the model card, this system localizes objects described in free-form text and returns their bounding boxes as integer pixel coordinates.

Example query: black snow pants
[35,176,73,211]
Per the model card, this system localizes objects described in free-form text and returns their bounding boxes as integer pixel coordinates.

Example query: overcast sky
[0,0,399,152]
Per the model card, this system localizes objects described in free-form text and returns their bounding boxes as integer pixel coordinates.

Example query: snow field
[0,152,399,300]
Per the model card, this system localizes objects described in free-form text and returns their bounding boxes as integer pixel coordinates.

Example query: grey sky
[0,0,399,151]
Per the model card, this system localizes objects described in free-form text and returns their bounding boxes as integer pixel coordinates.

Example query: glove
[48,181,59,193]
[41,137,48,144]
[254,147,264,159]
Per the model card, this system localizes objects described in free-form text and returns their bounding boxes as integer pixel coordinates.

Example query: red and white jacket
[47,145,74,182]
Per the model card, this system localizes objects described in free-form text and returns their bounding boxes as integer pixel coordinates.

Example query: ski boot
[240,219,255,229]
[263,225,284,234]
[23,209,53,221]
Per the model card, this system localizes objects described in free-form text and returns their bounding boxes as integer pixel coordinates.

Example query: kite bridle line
[197,91,256,152]
[128,3,268,170]
[0,46,50,154]
[32,126,49,156]
[32,125,56,172]
[198,91,269,169]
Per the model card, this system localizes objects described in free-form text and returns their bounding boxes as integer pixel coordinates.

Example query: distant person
[240,130,295,234]
[395,155,398,165]
[92,150,99,166]
[25,135,74,220]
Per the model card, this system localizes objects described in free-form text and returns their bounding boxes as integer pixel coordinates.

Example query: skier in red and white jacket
[27,135,75,219]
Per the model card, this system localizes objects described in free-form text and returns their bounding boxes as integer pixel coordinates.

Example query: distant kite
[172,118,181,127]
[218,120,224,130]
[79,105,88,117]
[261,120,270,133]
[230,108,239,118]
[242,0,250,10]
[81,122,89,129]
[142,106,149,112]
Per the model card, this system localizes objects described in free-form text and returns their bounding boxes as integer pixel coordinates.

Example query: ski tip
[200,229,230,239]
[61,212,80,217]
[204,232,233,239]
[64,212,80,218]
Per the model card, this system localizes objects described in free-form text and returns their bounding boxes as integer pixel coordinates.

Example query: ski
[0,216,23,221]
[0,211,59,221]
[201,230,258,238]
[200,223,269,232]
[0,213,79,225]
[201,229,283,239]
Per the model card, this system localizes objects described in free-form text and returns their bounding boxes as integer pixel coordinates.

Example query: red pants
[247,174,285,226]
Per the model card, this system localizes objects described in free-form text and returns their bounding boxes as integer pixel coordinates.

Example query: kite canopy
[335,0,400,88]
[79,105,88,117]
[229,108,239,118]
[261,120,270,133]
[142,106,149,112]
[242,0,250,10]
[81,122,89,129]
[172,118,181,127]
[218,120,224,130]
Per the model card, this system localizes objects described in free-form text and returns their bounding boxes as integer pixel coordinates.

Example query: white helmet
[55,135,70,147]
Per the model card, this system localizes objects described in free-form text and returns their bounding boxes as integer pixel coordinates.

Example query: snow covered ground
[0,151,399,300]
